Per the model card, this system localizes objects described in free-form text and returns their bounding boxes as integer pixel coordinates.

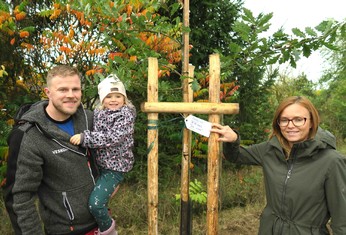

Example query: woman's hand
[210,123,238,142]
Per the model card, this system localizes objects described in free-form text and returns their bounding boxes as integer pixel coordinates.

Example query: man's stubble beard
[51,99,81,117]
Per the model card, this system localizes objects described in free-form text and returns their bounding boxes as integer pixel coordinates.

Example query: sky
[243,0,345,82]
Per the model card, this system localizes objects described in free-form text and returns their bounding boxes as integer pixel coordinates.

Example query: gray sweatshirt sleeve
[12,135,45,235]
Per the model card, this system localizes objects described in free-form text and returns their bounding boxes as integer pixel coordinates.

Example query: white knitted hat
[98,74,127,103]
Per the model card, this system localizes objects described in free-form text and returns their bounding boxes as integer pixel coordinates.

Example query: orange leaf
[21,42,34,50]
[50,9,61,20]
[19,31,29,38]
[126,5,133,15]
[68,28,75,38]
[129,55,137,62]
[13,6,20,14]
[59,46,71,53]
[10,38,15,45]
[15,12,26,21]
[86,69,96,76]
[109,52,123,60]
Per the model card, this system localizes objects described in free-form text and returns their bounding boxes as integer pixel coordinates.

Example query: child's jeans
[89,169,124,232]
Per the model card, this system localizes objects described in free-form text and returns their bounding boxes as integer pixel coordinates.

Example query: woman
[211,96,346,234]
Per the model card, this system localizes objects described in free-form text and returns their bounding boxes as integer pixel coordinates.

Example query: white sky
[243,0,346,82]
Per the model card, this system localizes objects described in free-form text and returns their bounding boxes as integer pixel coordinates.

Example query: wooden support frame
[142,55,239,234]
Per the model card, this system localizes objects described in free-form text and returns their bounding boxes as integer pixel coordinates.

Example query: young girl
[70,74,136,235]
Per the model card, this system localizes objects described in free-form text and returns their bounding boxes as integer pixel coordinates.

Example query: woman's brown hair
[269,96,320,156]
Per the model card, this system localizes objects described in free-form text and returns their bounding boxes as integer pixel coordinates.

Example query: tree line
[0,0,345,183]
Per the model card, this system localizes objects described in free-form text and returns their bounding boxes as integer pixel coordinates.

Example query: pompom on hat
[98,74,127,103]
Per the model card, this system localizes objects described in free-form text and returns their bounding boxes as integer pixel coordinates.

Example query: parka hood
[314,126,336,150]
[269,127,337,161]
[19,100,46,123]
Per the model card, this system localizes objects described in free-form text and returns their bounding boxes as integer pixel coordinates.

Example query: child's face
[103,93,125,110]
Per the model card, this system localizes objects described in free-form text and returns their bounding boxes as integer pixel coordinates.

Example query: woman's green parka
[223,128,346,235]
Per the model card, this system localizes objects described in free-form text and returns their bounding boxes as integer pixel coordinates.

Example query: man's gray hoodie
[10,100,98,235]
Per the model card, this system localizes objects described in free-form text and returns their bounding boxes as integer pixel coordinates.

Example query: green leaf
[22,26,35,33]
[302,44,311,57]
[315,20,331,32]
[0,1,10,11]
[257,13,273,28]
[340,23,346,38]
[190,79,201,91]
[292,28,305,37]
[272,29,286,38]
[242,8,255,22]
[169,2,180,16]
[18,0,28,11]
[305,27,317,37]
[111,55,125,64]
[228,42,241,54]
[290,50,300,63]
[267,55,279,65]
[235,61,247,70]
[289,56,297,68]
[38,9,54,17]
[232,21,251,41]
[321,41,339,50]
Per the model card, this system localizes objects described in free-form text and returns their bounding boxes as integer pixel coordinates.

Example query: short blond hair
[46,65,81,87]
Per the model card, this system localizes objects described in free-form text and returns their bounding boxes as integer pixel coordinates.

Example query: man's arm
[11,135,45,235]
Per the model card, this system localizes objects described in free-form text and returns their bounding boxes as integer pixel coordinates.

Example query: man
[5,65,99,234]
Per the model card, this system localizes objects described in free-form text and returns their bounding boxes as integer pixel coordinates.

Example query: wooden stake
[147,57,159,235]
[207,54,221,234]
[180,64,194,235]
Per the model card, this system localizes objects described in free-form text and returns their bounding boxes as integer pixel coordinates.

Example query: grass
[110,164,265,234]
[0,165,265,234]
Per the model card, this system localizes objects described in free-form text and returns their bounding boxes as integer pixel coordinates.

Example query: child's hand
[70,134,81,145]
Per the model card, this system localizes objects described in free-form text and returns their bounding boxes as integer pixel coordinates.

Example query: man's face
[44,74,82,121]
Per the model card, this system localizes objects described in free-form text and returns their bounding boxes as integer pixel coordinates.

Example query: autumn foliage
[0,0,183,85]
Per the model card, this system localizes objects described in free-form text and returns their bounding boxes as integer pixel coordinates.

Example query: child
[70,74,136,235]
